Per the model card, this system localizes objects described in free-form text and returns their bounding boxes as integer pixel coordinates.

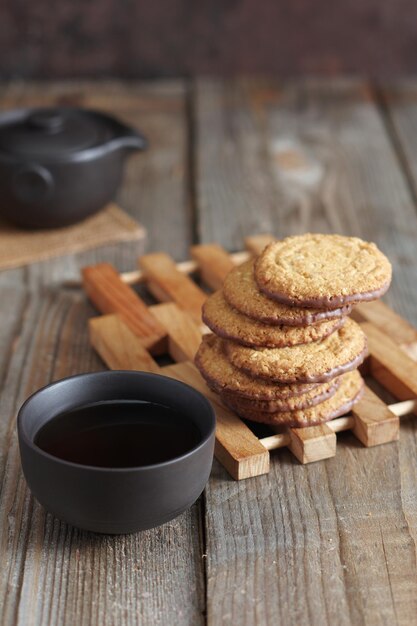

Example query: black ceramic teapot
[0,107,147,229]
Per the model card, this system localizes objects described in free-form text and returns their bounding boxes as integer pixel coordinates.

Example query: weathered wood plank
[0,289,205,626]
[0,81,205,626]
[195,78,417,625]
[375,84,417,611]
[381,80,417,200]
[380,81,417,355]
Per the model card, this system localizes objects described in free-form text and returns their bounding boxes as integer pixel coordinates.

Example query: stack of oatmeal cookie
[195,234,392,428]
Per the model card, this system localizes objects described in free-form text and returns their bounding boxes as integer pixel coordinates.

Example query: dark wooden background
[1,0,417,79]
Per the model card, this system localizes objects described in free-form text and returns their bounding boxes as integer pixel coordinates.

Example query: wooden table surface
[1,79,417,626]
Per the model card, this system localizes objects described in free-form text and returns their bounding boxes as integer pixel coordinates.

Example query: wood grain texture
[190,244,236,291]
[139,253,207,324]
[364,321,417,400]
[89,314,161,373]
[351,384,400,447]
[83,262,167,354]
[352,300,417,351]
[0,81,205,626]
[287,423,336,463]
[196,78,417,625]
[149,303,202,362]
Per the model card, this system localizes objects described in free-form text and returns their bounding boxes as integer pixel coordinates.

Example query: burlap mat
[0,203,145,270]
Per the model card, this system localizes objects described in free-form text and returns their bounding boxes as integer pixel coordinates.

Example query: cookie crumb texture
[225,318,368,383]
[255,234,392,307]
[195,333,320,400]
[223,370,364,427]
[203,290,346,348]
[223,259,352,325]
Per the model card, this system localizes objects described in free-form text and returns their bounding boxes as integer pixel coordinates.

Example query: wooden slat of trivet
[86,311,401,469]
[149,302,202,362]
[66,250,251,288]
[352,300,417,359]
[289,423,337,463]
[82,234,417,479]
[89,315,161,373]
[190,244,236,290]
[82,263,167,355]
[244,233,275,255]
[163,362,270,479]
[362,321,417,400]
[258,396,411,460]
[351,386,399,446]
[139,252,207,324]
[265,382,400,462]
[89,314,269,480]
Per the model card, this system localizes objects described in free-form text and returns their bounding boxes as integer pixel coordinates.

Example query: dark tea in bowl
[35,401,202,468]
[17,371,215,534]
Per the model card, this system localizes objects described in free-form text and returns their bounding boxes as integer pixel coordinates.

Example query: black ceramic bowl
[17,371,215,534]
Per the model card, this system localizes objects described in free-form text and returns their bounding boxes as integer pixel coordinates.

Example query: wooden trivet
[81,235,417,480]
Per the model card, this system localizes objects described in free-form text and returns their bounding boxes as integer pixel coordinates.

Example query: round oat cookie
[221,375,341,413]
[255,234,392,308]
[202,290,345,348]
[225,318,368,384]
[223,259,352,325]
[223,370,364,427]
[195,333,320,401]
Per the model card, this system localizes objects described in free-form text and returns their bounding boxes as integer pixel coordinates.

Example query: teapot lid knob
[28,110,65,133]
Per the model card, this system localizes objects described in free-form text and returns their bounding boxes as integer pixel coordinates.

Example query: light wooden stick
[259,398,417,452]
[389,399,417,416]
[65,250,251,288]
[259,418,354,452]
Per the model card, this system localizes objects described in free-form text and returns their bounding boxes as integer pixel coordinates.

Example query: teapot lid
[0,107,117,161]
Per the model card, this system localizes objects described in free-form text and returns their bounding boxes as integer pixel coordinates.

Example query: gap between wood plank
[186,78,200,247]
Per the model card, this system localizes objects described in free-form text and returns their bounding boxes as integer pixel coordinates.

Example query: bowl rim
[17,370,216,473]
